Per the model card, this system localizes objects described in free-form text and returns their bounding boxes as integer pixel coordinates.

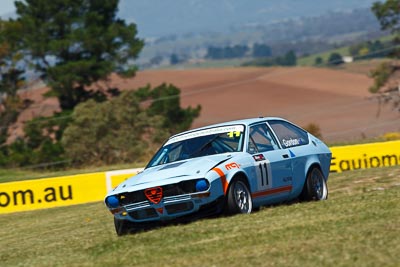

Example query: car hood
[111,154,234,194]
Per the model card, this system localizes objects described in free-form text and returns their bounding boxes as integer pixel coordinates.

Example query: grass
[297,34,394,67]
[298,45,351,66]
[0,165,399,267]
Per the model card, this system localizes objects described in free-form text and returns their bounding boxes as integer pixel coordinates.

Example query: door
[247,123,293,203]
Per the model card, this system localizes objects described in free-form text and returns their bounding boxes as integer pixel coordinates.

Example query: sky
[0,0,16,16]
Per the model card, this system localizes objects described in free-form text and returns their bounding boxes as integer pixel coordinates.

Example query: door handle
[282,154,289,159]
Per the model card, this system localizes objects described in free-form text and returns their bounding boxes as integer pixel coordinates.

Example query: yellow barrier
[1,141,400,214]
[330,140,400,173]
[0,168,142,214]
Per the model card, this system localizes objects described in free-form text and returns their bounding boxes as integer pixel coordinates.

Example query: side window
[268,120,309,148]
[247,123,279,154]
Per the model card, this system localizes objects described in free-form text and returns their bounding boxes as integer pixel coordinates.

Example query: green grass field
[0,166,399,267]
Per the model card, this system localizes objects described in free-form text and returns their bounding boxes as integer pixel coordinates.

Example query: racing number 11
[259,162,269,186]
[256,160,271,189]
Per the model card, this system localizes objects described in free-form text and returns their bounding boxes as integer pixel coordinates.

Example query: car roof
[169,116,287,139]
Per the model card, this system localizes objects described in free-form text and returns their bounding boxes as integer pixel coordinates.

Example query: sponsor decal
[253,154,266,161]
[166,125,244,145]
[144,187,163,204]
[225,162,240,170]
[227,131,241,138]
[330,140,400,173]
[282,138,301,147]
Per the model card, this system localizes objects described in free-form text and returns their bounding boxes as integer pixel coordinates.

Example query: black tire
[225,178,253,215]
[300,167,328,201]
[114,217,130,236]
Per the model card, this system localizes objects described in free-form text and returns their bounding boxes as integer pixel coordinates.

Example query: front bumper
[114,193,225,223]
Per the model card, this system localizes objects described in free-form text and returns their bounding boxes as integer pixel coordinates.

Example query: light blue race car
[105,117,332,235]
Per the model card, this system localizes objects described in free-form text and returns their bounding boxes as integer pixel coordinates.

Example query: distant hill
[119,0,378,37]
[1,1,383,68]
[136,6,383,67]
[0,0,381,39]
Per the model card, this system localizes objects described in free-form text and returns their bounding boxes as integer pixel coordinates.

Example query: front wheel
[225,178,253,214]
[301,167,328,201]
[114,217,130,236]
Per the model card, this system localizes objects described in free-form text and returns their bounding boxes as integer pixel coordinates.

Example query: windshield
[146,125,245,168]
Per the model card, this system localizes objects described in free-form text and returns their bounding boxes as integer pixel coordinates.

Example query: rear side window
[268,120,309,148]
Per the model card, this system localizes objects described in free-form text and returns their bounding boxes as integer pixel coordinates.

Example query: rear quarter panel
[288,138,332,198]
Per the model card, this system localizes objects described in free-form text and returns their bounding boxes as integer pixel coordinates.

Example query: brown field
[13,66,400,143]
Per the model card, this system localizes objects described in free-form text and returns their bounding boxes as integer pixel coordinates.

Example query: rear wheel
[301,167,328,201]
[225,178,253,214]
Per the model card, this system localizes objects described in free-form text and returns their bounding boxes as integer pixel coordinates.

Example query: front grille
[165,202,194,215]
[163,180,199,197]
[119,191,146,205]
[119,179,207,205]
[129,208,158,220]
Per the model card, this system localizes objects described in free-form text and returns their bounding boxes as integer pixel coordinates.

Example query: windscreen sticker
[227,131,241,138]
[166,125,244,145]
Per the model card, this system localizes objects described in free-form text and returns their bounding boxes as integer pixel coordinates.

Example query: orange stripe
[252,185,292,198]
[212,167,229,195]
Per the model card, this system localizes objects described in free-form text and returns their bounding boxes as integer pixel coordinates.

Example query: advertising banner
[0,168,142,214]
[1,141,400,214]
[0,172,105,214]
[330,140,400,173]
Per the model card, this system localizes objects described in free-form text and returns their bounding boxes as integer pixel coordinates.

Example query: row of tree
[242,50,297,67]
[349,40,390,59]
[205,43,272,60]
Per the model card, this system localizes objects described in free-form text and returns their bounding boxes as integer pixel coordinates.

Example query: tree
[368,62,400,114]
[303,123,323,139]
[348,40,387,59]
[62,84,201,166]
[0,20,26,146]
[12,0,144,110]
[314,57,323,65]
[327,52,344,65]
[170,54,180,65]
[372,0,400,33]
[370,0,400,112]
[138,83,201,135]
[242,50,297,67]
[282,50,297,66]
[149,55,163,66]
[205,45,249,59]
[62,94,152,165]
[252,43,272,58]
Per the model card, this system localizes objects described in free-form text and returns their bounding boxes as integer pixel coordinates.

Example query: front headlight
[105,195,120,208]
[195,179,210,192]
